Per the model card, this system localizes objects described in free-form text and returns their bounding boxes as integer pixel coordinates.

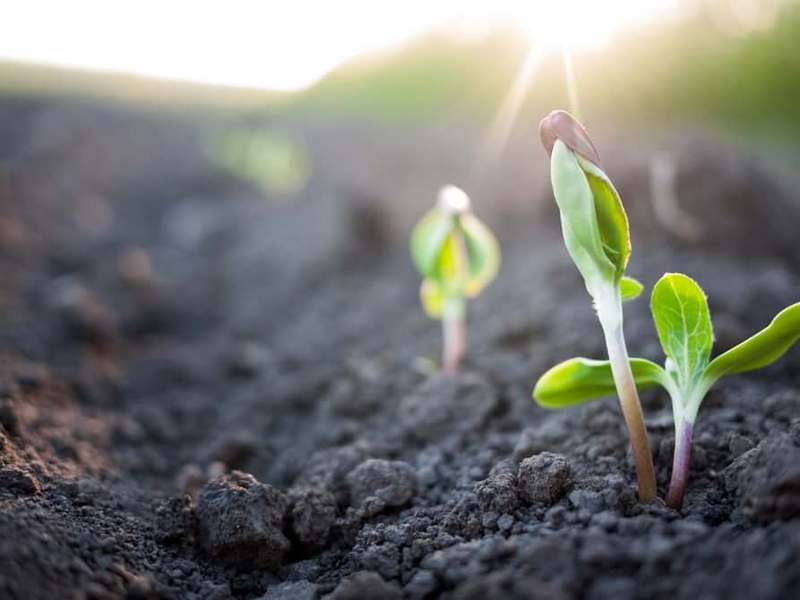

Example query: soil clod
[0,466,40,495]
[289,487,338,548]
[326,571,403,600]
[347,458,418,518]
[518,452,573,506]
[195,471,291,570]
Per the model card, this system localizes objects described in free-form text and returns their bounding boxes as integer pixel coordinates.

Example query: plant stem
[666,418,693,510]
[598,287,657,502]
[442,299,466,375]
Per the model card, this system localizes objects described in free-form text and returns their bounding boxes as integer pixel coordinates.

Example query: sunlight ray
[562,46,582,119]
[479,41,550,168]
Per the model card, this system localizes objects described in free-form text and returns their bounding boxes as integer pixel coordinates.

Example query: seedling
[410,185,500,374]
[538,110,657,501]
[535,272,800,509]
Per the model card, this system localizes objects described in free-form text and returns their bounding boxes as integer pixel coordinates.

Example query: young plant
[410,185,500,374]
[538,110,657,501]
[534,272,800,509]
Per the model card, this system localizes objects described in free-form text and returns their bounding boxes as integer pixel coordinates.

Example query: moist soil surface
[1,98,800,600]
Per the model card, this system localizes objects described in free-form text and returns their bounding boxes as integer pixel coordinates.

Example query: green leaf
[431,231,469,295]
[704,302,800,381]
[419,279,445,319]
[549,140,617,293]
[650,273,714,390]
[620,276,644,302]
[579,157,631,279]
[533,357,666,409]
[410,209,453,277]
[461,213,501,297]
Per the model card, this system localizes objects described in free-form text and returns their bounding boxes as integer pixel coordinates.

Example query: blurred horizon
[1,0,798,143]
[2,0,685,92]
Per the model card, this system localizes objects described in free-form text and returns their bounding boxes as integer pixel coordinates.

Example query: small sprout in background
[212,127,310,197]
[410,185,500,374]
[538,110,657,501]
[535,273,800,509]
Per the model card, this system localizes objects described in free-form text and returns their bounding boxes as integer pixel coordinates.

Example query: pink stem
[666,419,693,510]
[442,311,465,375]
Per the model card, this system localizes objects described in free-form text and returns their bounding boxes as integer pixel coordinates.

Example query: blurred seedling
[410,185,500,374]
[212,126,310,197]
[538,110,657,501]
[535,273,800,509]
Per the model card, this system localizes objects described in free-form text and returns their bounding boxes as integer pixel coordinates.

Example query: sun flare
[0,0,680,92]
[511,0,679,51]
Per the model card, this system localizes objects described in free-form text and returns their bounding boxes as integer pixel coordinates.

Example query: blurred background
[1,0,799,367]
[2,0,799,195]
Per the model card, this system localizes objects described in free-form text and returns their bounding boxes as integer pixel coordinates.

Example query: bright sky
[0,0,681,92]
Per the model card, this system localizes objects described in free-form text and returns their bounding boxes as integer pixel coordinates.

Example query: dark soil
[1,97,800,600]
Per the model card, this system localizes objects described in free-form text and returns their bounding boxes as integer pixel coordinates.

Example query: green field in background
[1,3,799,140]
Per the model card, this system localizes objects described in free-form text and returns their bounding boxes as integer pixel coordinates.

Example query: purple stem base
[666,419,694,510]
